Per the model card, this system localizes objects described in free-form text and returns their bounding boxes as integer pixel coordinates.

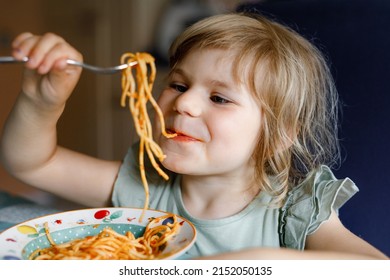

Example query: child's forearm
[0,92,63,179]
[198,247,389,260]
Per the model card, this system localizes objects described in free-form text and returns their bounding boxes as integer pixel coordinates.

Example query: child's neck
[180,174,260,220]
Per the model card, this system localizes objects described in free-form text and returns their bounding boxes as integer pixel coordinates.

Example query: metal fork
[0,56,137,74]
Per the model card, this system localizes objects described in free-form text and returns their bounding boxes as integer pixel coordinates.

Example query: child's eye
[170,83,187,93]
[210,95,230,104]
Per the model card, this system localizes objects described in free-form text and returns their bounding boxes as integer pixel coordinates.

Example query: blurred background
[0,0,389,255]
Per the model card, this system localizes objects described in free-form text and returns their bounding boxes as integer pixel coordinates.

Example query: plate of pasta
[0,207,196,260]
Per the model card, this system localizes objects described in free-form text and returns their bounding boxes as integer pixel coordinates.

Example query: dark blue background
[238,0,390,256]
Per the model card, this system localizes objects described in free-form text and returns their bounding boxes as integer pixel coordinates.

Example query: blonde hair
[169,13,340,205]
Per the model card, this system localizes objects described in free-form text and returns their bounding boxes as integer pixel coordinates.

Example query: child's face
[155,48,262,177]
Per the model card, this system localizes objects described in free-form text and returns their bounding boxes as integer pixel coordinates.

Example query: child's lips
[167,129,202,142]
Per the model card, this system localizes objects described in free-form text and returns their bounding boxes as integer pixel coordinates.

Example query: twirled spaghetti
[30,214,180,260]
[120,53,176,222]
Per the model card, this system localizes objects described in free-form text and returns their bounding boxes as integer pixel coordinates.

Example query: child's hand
[11,32,83,109]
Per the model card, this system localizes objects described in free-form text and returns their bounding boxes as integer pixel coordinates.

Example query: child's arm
[200,211,388,259]
[0,32,120,207]
[303,210,388,258]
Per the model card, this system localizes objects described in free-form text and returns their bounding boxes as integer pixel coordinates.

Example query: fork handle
[0,56,28,63]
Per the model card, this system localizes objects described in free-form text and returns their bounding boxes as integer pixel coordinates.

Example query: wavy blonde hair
[168,13,340,205]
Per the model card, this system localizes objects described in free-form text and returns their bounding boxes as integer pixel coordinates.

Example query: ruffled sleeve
[278,165,358,250]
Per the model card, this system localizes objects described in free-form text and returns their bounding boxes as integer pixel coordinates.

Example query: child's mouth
[167,129,200,142]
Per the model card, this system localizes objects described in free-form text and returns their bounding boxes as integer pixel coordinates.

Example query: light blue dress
[112,143,358,258]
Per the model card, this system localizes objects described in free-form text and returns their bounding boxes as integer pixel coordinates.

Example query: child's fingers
[11,32,67,71]
[12,32,82,76]
[11,32,33,50]
[11,32,36,59]
[25,33,67,69]
[37,42,82,75]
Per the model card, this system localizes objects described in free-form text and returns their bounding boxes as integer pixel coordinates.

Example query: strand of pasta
[120,52,175,222]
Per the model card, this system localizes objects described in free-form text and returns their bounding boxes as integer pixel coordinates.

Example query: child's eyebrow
[209,79,231,90]
[170,68,186,78]
[172,68,234,88]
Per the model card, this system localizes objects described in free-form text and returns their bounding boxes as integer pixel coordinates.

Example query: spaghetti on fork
[120,52,176,222]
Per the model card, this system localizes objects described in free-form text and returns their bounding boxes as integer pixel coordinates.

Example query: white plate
[0,207,196,260]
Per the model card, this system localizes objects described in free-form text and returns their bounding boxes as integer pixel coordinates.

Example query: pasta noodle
[30,214,180,260]
[120,53,176,222]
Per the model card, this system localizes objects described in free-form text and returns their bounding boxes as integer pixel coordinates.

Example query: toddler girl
[0,13,387,259]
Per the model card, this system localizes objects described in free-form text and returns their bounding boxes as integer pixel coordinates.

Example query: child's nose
[173,89,203,117]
